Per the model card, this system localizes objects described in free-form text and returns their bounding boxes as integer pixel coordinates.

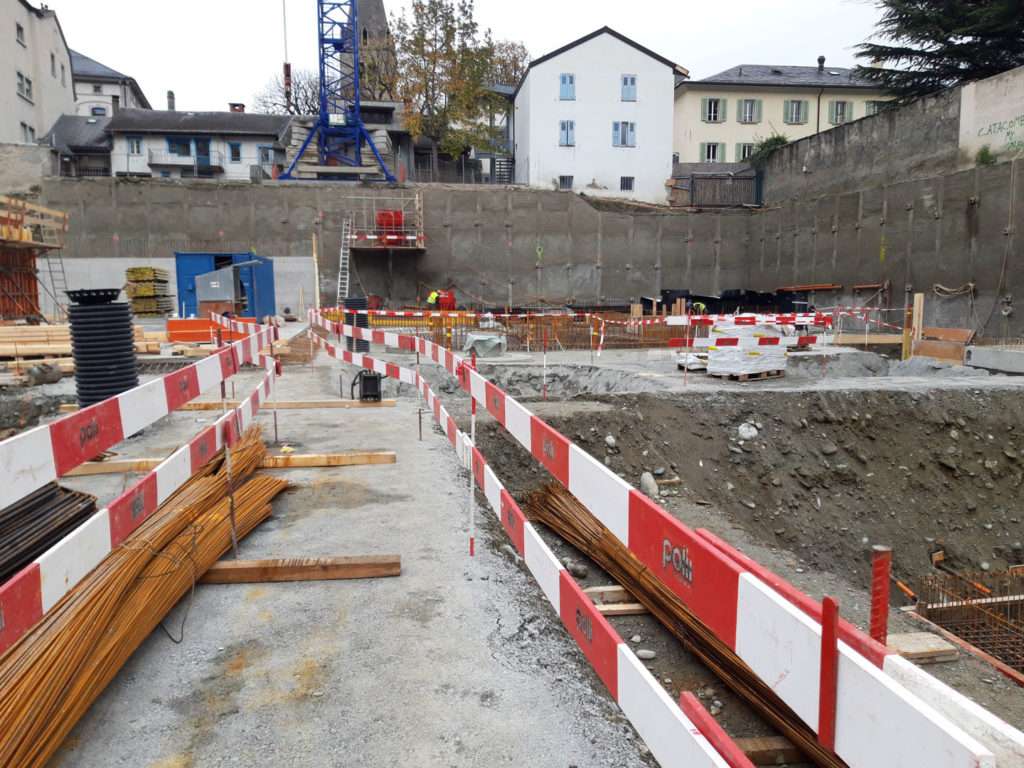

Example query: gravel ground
[49,357,655,768]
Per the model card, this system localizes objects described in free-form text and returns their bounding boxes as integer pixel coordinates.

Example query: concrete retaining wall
[38,165,1024,336]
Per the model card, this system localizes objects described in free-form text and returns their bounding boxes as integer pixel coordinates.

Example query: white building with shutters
[512,27,687,204]
[674,58,891,164]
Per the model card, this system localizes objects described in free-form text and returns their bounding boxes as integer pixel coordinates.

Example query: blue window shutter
[846,101,853,121]
[719,100,726,123]
[628,122,636,146]
[801,100,810,124]
[736,143,742,161]
[828,100,836,124]
[718,143,726,161]
[783,100,792,124]
[699,142,707,161]
[612,122,620,146]
[755,99,763,123]
[700,97,708,123]
[568,120,574,145]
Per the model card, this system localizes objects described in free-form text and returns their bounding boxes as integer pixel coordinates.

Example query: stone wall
[0,143,53,195]
[762,89,963,201]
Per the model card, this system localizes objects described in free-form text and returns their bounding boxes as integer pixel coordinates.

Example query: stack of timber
[524,483,843,768]
[0,427,287,767]
[125,266,173,316]
[0,324,160,381]
[0,483,96,582]
[263,329,315,364]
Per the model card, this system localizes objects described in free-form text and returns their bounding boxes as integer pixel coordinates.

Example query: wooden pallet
[707,369,785,382]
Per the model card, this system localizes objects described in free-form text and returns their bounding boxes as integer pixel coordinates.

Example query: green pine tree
[855,0,1024,99]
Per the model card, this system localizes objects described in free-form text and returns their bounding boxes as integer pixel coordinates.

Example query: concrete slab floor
[51,359,651,768]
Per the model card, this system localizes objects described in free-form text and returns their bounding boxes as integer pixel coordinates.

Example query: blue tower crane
[280,0,396,182]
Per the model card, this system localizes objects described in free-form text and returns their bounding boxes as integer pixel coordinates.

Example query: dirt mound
[479,388,1024,591]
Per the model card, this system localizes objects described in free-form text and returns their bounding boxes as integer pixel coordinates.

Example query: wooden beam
[65,451,397,476]
[58,399,397,414]
[200,555,401,584]
[595,602,648,617]
[178,399,397,411]
[886,632,959,664]
[584,584,635,604]
[733,736,803,766]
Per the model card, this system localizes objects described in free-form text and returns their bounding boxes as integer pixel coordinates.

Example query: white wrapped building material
[707,346,787,378]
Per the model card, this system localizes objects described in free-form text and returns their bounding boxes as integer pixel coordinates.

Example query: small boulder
[737,422,758,441]
[640,471,660,498]
[636,649,657,661]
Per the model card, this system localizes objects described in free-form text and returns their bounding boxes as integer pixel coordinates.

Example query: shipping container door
[174,253,216,317]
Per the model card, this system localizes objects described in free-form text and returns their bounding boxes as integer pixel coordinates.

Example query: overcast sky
[45,0,883,112]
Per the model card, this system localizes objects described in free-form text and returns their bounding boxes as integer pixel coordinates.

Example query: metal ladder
[336,217,352,305]
[40,249,69,321]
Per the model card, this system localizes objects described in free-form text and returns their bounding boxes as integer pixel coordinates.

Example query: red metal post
[870,545,892,645]
[818,596,839,751]
[678,692,755,768]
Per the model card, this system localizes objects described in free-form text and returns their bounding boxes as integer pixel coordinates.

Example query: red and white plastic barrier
[312,310,1023,768]
[0,321,277,512]
[0,316,279,654]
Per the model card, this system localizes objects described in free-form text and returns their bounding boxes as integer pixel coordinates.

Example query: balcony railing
[147,149,224,169]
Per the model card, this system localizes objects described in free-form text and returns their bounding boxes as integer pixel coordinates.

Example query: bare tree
[253,69,321,116]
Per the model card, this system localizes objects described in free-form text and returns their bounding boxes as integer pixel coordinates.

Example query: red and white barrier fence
[312,310,1023,768]
[307,322,736,768]
[0,316,279,654]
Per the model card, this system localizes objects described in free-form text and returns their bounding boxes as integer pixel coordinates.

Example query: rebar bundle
[0,427,287,768]
[523,482,846,768]
[0,483,96,582]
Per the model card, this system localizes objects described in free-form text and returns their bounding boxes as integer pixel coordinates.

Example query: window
[24,77,32,101]
[19,123,31,143]
[160,171,171,178]
[91,106,107,116]
[620,176,635,192]
[228,142,242,162]
[559,73,575,100]
[92,84,102,94]
[60,64,65,87]
[15,22,25,46]
[621,74,637,101]
[28,126,35,142]
[167,137,191,156]
[558,120,575,147]
[558,175,573,191]
[865,100,890,117]
[737,142,755,161]
[128,137,142,155]
[258,146,273,164]
[829,100,852,125]
[700,142,725,162]
[50,53,56,78]
[16,71,25,97]
[702,97,725,123]
[738,98,761,124]
[612,121,636,147]
[784,99,808,125]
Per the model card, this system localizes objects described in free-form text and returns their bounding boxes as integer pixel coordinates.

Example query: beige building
[1,0,74,144]
[71,50,150,117]
[674,57,891,164]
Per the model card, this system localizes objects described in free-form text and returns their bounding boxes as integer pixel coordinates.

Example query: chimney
[229,103,246,113]
[167,90,176,111]
[817,55,826,73]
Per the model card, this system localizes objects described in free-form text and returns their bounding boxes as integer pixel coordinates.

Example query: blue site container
[174,251,276,319]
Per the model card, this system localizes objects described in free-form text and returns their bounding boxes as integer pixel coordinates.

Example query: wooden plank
[734,736,803,765]
[886,632,959,664]
[66,451,397,476]
[262,451,396,468]
[595,602,648,616]
[179,399,398,410]
[200,555,401,584]
[923,326,974,344]
[583,584,634,604]
[912,339,966,364]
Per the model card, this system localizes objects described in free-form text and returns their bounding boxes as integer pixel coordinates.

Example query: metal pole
[416,349,423,441]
